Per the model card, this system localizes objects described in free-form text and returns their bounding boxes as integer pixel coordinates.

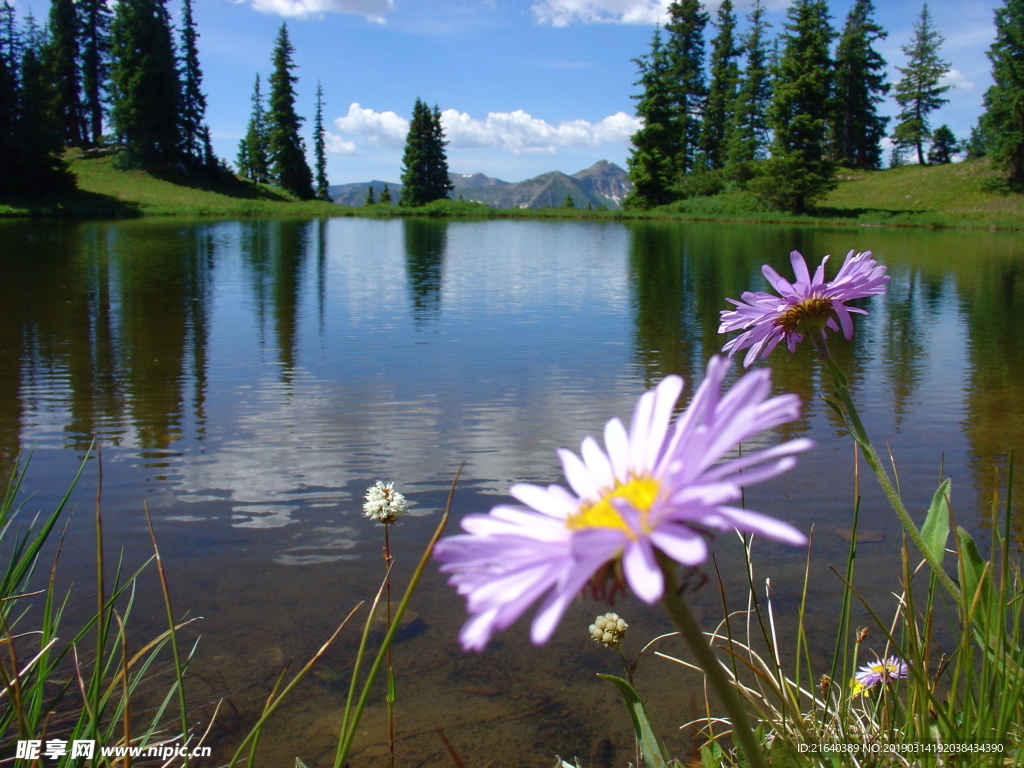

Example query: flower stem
[658,555,767,768]
[810,333,961,600]
[384,524,395,768]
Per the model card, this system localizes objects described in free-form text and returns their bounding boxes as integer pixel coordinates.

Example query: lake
[1,216,1021,765]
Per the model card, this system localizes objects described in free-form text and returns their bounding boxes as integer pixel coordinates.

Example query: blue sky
[20,0,1005,184]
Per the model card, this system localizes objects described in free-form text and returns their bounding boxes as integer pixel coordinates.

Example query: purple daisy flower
[719,250,890,367]
[854,656,909,689]
[434,356,813,652]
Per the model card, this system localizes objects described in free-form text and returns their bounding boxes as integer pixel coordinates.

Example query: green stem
[810,334,960,600]
[658,555,767,768]
[384,524,395,768]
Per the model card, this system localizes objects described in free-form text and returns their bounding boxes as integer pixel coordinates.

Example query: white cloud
[530,0,789,25]
[333,103,409,148]
[324,132,358,155]
[442,109,640,153]
[243,0,392,21]
[531,0,669,25]
[941,69,976,92]
[332,104,641,154]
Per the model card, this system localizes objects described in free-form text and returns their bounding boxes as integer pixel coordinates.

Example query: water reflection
[1,217,1023,762]
[402,218,446,322]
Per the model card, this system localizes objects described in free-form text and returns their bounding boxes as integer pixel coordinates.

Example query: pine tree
[725,0,771,175]
[754,0,835,213]
[428,105,453,200]
[10,13,73,195]
[892,4,950,165]
[0,1,18,190]
[831,0,889,168]
[238,74,270,182]
[45,0,84,146]
[699,0,740,170]
[267,23,313,199]
[561,193,575,209]
[179,0,206,163]
[79,0,111,147]
[365,185,375,205]
[399,98,452,206]
[927,124,958,164]
[980,0,1024,181]
[313,81,330,201]
[110,0,183,165]
[663,0,707,177]
[380,183,391,204]
[625,28,678,208]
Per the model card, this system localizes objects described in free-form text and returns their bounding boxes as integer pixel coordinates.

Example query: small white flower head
[363,481,408,525]
[588,612,628,649]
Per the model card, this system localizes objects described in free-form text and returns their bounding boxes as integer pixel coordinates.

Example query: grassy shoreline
[3,150,1024,231]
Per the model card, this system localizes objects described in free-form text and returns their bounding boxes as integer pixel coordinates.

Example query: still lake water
[1,216,1022,765]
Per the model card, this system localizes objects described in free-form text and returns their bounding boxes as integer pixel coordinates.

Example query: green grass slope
[819,158,1024,226]
[3,152,1023,229]
[0,149,348,218]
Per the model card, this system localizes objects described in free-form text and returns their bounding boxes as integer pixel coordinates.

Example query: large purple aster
[719,250,889,367]
[434,356,813,651]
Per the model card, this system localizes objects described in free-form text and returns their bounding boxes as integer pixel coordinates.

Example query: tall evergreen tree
[178,0,206,163]
[110,0,183,165]
[699,0,740,170]
[238,73,270,182]
[19,15,70,190]
[892,4,950,165]
[313,80,330,201]
[980,0,1024,182]
[663,0,707,178]
[399,98,452,206]
[625,28,677,208]
[0,0,19,188]
[45,0,83,146]
[380,183,391,204]
[79,0,111,147]
[267,23,313,199]
[725,0,771,175]
[755,0,835,213]
[831,0,889,168]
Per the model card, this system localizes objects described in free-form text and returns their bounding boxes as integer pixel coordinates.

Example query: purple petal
[558,448,599,500]
[622,538,664,603]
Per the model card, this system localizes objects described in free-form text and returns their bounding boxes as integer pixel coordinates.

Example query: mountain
[328,180,398,207]
[572,160,632,208]
[327,161,632,210]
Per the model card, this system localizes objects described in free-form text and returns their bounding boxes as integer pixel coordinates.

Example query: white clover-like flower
[363,481,408,524]
[589,612,628,649]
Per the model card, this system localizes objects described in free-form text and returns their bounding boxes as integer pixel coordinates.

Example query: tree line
[1,0,216,197]
[625,0,1024,212]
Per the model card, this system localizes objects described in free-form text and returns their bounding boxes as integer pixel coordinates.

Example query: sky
[18,0,1006,184]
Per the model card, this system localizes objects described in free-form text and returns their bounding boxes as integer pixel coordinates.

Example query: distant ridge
[327,161,633,210]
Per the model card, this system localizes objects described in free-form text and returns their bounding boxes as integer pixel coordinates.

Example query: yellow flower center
[871,662,898,677]
[775,296,833,335]
[566,476,661,535]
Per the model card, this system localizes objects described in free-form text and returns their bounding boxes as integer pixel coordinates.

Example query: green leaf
[956,526,988,609]
[920,478,952,567]
[598,674,668,768]
[387,667,395,704]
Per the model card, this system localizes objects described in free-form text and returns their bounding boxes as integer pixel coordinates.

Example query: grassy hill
[820,159,1024,225]
[661,158,1024,228]
[2,151,1023,229]
[0,149,345,218]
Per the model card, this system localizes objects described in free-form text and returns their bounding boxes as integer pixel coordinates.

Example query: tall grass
[651,458,1023,767]
[0,450,208,765]
[1,451,456,767]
